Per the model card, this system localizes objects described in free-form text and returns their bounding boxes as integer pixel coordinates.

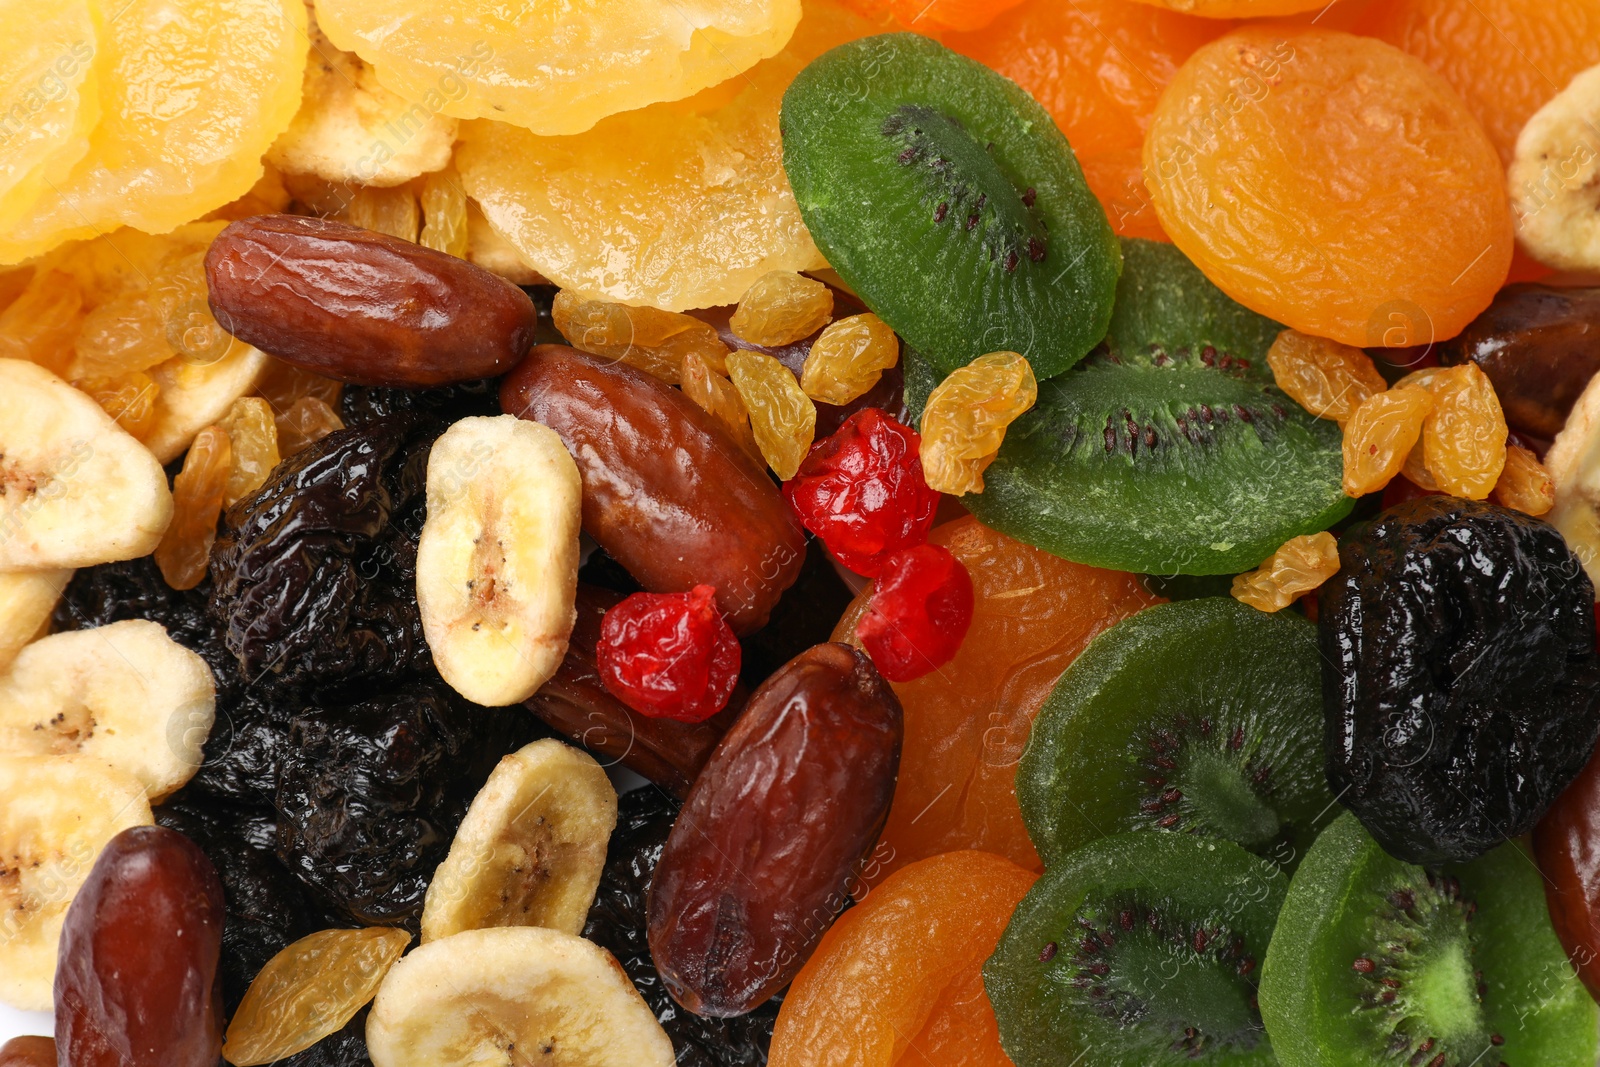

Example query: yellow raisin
[920,351,1038,496]
[730,271,834,348]
[1420,363,1508,501]
[682,350,762,463]
[222,928,409,1066]
[344,183,420,242]
[153,253,239,367]
[1266,329,1388,423]
[1231,532,1341,613]
[0,269,84,376]
[156,426,233,591]
[0,267,31,315]
[218,397,283,506]
[420,168,470,259]
[257,357,344,414]
[1341,385,1435,497]
[800,313,900,406]
[73,292,175,378]
[76,373,160,441]
[1491,444,1556,517]
[726,349,816,480]
[551,289,731,384]
[275,396,346,457]
[1401,440,1440,492]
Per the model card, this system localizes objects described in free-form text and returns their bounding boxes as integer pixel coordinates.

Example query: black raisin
[1320,495,1600,863]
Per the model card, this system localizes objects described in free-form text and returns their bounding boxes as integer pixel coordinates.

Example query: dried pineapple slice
[0,0,100,227]
[313,0,801,137]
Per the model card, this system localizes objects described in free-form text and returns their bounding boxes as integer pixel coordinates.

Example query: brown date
[502,344,806,634]
[647,642,902,1017]
[1535,739,1600,999]
[0,1037,54,1067]
[55,826,225,1067]
[526,583,741,797]
[205,214,536,388]
[1437,284,1600,440]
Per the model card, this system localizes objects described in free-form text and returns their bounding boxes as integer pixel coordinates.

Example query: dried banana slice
[1546,370,1600,587]
[366,927,674,1067]
[0,569,71,670]
[0,620,216,800]
[1510,63,1600,271]
[421,740,616,942]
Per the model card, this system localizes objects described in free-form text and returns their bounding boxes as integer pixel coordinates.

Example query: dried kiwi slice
[1260,812,1598,1066]
[1019,598,1333,871]
[781,33,1120,380]
[985,832,1286,1067]
[907,238,1351,575]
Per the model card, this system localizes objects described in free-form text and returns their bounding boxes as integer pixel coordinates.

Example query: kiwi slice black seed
[1019,598,1333,872]
[1260,812,1597,1066]
[905,238,1352,575]
[780,33,1121,380]
[985,832,1287,1066]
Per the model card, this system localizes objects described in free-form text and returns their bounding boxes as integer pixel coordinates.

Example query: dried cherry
[1320,495,1600,864]
[598,585,742,723]
[55,826,226,1067]
[648,643,902,1017]
[855,544,975,682]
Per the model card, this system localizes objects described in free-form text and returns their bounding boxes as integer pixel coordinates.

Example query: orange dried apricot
[1493,443,1556,516]
[1126,0,1326,13]
[156,426,232,591]
[1266,328,1388,423]
[1143,29,1512,348]
[831,516,1160,881]
[768,850,1036,1067]
[947,1,1228,241]
[919,351,1037,496]
[1421,362,1508,500]
[730,271,834,348]
[1342,385,1435,497]
[726,349,816,479]
[1231,531,1340,612]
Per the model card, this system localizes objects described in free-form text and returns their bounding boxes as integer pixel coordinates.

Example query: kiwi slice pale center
[1177,748,1282,851]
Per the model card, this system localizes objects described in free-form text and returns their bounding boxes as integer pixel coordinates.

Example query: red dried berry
[855,543,974,682]
[597,584,742,723]
[782,408,941,577]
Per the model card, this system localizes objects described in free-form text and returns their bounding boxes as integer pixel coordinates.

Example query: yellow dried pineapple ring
[458,0,882,311]
[0,0,307,265]
[0,0,100,227]
[313,0,801,137]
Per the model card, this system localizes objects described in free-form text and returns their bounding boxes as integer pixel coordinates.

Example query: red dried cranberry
[855,544,973,682]
[597,585,742,722]
[782,408,940,577]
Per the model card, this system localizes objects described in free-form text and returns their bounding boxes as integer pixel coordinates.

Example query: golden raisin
[1492,443,1556,516]
[1341,385,1434,497]
[726,349,817,480]
[275,396,346,458]
[1231,532,1341,613]
[1420,363,1508,500]
[682,350,762,463]
[730,271,835,348]
[256,357,344,414]
[800,313,900,406]
[155,426,233,591]
[1266,329,1388,423]
[152,253,238,367]
[344,183,421,242]
[920,352,1038,496]
[77,373,160,441]
[218,397,282,506]
[0,269,84,376]
[73,293,175,378]
[552,289,732,384]
[420,168,470,259]
[1401,441,1440,492]
[222,928,409,1067]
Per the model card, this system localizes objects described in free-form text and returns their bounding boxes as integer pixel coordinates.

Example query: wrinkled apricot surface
[769,850,1036,1067]
[832,516,1159,880]
[1123,0,1327,14]
[1144,29,1512,348]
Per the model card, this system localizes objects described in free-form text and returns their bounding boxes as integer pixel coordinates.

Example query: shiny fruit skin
[1535,741,1600,1000]
[55,826,226,1067]
[501,344,806,635]
[648,642,902,1017]
[596,585,743,723]
[1144,29,1512,348]
[0,1038,53,1067]
[856,544,975,682]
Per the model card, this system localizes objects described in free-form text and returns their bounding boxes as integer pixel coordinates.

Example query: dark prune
[649,643,902,1017]
[274,680,538,926]
[1320,495,1600,864]
[339,378,502,428]
[209,413,437,690]
[738,537,856,687]
[186,690,296,803]
[56,826,226,1067]
[585,788,778,1066]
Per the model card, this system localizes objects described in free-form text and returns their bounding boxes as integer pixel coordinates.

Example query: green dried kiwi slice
[780,33,1120,380]
[1260,812,1598,1067]
[1019,598,1333,872]
[985,832,1287,1067]
[905,238,1352,575]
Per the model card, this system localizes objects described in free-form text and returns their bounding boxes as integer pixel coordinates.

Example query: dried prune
[338,378,502,429]
[1320,495,1600,864]
[209,413,437,690]
[584,788,778,1066]
[274,680,538,926]
[55,826,226,1067]
[648,643,902,1017]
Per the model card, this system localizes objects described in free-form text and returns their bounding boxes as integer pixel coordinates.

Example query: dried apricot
[1493,443,1556,516]
[832,517,1161,881]
[155,426,232,591]
[1267,329,1388,423]
[769,850,1036,1067]
[552,289,732,384]
[1143,29,1512,348]
[1342,385,1435,497]
[731,271,834,348]
[727,349,817,480]
[1231,532,1340,612]
[919,351,1037,495]
[1421,362,1509,500]
[884,0,1027,32]
[1128,0,1325,12]
[800,313,900,406]
[948,1,1229,241]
